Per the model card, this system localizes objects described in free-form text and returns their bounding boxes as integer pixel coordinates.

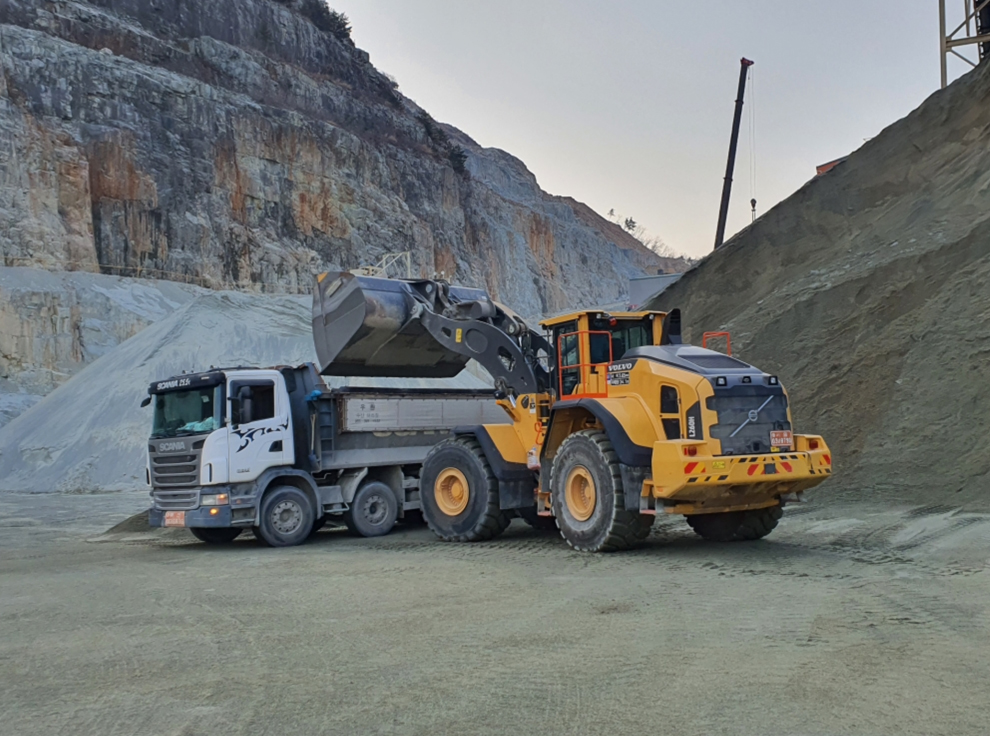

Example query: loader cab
[541,311,666,398]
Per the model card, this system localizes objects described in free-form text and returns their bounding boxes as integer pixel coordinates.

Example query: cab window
[230,381,276,425]
[553,322,580,396]
[589,316,653,361]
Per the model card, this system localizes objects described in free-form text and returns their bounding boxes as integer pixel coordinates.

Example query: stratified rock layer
[0,0,678,319]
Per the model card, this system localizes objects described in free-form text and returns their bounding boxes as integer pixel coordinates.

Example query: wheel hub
[271,499,303,534]
[565,465,596,522]
[361,493,388,525]
[435,467,469,516]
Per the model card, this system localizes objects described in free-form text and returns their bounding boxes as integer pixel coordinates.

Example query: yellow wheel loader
[313,271,832,552]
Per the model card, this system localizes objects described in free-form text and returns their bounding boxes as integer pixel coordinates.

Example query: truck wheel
[420,437,511,542]
[343,481,398,537]
[190,527,242,545]
[549,429,647,552]
[686,505,783,542]
[256,485,315,547]
[516,505,557,532]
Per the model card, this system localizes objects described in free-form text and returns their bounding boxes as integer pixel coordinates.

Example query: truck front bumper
[149,505,236,528]
[648,435,832,515]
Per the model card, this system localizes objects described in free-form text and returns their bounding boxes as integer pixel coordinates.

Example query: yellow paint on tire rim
[565,466,596,521]
[435,467,469,516]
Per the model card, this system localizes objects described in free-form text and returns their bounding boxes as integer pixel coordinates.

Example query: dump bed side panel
[308,385,507,473]
[340,393,507,432]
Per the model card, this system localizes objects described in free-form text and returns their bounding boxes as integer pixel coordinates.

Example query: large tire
[190,527,242,545]
[549,429,648,552]
[255,485,315,547]
[516,505,558,532]
[420,436,511,542]
[686,505,783,542]
[343,481,399,538]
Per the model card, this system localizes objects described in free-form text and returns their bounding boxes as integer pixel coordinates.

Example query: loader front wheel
[549,430,647,553]
[686,505,783,542]
[420,437,511,542]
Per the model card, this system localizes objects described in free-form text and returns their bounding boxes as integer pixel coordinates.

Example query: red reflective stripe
[823,454,832,466]
[684,462,698,474]
[747,464,758,476]
[781,462,793,473]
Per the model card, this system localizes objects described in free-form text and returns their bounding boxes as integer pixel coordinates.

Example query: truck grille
[153,489,200,511]
[148,433,207,494]
[151,453,200,488]
[707,388,791,455]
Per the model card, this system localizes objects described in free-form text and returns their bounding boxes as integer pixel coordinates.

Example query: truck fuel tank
[312,271,491,378]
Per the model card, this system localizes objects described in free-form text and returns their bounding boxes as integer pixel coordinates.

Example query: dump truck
[143,362,507,546]
[313,271,833,552]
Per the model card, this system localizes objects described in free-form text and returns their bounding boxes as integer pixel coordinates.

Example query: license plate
[164,511,186,527]
[770,430,793,448]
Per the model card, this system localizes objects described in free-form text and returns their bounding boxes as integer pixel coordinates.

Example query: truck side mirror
[140,396,151,408]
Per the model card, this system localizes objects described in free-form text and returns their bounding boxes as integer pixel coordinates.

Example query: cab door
[226,375,291,482]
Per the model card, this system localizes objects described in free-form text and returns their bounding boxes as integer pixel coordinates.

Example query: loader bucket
[312,271,489,377]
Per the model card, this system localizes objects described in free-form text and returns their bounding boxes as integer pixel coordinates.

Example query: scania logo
[159,441,187,453]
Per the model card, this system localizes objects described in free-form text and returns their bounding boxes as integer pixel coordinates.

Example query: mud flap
[620,464,650,513]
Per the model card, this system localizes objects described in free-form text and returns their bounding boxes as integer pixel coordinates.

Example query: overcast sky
[337,1,973,258]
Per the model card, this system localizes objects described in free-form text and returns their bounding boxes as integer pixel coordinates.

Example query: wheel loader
[313,270,832,552]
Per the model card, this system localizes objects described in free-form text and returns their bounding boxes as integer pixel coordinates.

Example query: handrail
[702,331,732,356]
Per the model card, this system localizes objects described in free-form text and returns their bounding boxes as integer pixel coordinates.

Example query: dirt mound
[0,290,487,494]
[650,61,990,508]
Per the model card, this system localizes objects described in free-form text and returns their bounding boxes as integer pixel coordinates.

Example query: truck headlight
[201,494,229,506]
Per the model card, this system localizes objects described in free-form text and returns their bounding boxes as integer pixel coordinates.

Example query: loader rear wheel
[190,527,242,545]
[686,505,783,542]
[420,437,511,543]
[549,430,647,552]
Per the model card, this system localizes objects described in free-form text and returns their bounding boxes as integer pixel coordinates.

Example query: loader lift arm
[312,271,553,398]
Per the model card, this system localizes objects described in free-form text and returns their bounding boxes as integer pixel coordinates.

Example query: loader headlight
[768,376,779,385]
[201,494,229,506]
[715,376,728,387]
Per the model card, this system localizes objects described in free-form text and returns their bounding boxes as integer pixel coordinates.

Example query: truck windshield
[151,387,221,438]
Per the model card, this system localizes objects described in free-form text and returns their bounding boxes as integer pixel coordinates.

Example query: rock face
[0,267,204,426]
[649,60,990,507]
[0,0,679,319]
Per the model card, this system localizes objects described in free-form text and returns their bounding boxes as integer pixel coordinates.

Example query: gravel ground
[1,491,988,736]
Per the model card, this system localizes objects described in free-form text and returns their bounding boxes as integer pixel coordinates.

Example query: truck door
[227,377,291,482]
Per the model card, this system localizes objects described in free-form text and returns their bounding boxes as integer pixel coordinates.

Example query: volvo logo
[748,410,760,422]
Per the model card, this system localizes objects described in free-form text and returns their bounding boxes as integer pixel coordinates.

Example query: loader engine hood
[312,271,492,378]
[624,345,791,456]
